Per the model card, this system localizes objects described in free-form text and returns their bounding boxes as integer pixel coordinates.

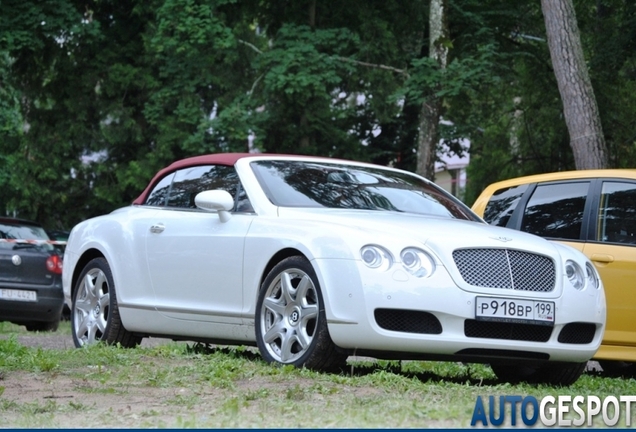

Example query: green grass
[1,323,635,428]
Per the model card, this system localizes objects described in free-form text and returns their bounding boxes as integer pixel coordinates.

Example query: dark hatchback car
[0,217,64,331]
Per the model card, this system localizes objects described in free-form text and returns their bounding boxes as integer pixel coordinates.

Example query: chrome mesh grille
[452,248,555,292]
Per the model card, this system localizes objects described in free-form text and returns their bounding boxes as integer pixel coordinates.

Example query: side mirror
[195,190,234,223]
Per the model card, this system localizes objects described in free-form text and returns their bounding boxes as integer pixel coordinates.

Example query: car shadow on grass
[342,361,501,386]
[185,343,500,386]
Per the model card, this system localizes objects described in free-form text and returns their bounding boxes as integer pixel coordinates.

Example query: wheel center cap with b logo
[289,309,300,325]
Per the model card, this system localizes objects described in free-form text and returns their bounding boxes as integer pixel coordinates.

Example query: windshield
[251,160,478,220]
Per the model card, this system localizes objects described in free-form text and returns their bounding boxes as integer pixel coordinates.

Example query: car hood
[276,207,563,261]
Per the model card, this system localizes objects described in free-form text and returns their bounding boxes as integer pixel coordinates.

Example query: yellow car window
[482,184,529,227]
[520,181,589,240]
[598,181,636,244]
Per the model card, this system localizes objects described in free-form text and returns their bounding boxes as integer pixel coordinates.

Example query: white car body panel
[145,209,253,323]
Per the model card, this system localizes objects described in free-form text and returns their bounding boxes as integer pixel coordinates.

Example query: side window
[166,165,253,211]
[598,182,636,244]
[235,185,255,212]
[483,184,529,227]
[145,173,175,207]
[520,181,589,240]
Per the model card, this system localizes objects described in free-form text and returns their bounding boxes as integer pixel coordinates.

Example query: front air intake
[464,319,553,342]
[374,309,442,334]
[557,322,597,344]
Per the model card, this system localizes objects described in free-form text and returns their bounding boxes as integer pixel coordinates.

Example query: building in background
[434,138,470,199]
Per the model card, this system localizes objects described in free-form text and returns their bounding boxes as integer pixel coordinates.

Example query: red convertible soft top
[132,152,331,205]
[132,152,359,205]
[132,153,254,205]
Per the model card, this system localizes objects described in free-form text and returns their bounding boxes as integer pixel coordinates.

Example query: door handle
[150,224,165,234]
[591,254,614,263]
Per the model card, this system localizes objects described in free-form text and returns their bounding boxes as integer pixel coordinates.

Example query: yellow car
[472,169,636,371]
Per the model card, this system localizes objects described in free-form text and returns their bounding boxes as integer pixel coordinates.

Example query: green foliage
[577,0,636,168]
[1,0,636,228]
[447,0,581,203]
[252,24,362,156]
[400,45,500,106]
[0,55,21,137]
[0,336,58,372]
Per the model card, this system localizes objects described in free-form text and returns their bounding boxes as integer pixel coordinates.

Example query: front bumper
[315,258,606,364]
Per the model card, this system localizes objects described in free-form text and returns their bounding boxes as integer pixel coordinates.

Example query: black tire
[534,362,587,386]
[255,256,347,371]
[25,320,60,332]
[490,363,538,384]
[598,360,636,377]
[61,304,71,321]
[491,361,586,386]
[71,257,141,348]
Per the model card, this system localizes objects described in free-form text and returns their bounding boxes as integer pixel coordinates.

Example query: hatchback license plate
[0,289,37,302]
[475,297,554,325]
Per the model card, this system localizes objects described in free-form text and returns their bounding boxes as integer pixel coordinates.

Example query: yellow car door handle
[591,254,614,263]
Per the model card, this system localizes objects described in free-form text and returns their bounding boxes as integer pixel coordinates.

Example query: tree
[5,0,636,230]
[454,0,589,203]
[540,0,608,169]
[415,0,449,180]
[576,0,636,168]
[0,0,94,228]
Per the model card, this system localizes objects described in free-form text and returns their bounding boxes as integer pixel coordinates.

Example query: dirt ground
[4,332,170,350]
[0,332,607,428]
[0,333,255,428]
[2,333,406,428]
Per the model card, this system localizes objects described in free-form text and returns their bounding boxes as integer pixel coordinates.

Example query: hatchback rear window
[0,221,52,251]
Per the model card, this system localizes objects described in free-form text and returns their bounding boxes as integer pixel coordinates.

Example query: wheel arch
[71,248,105,298]
[253,246,363,326]
[259,248,308,289]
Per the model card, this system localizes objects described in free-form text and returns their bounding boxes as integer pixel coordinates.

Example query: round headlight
[400,247,436,278]
[360,245,393,271]
[586,262,600,290]
[565,260,585,290]
[402,250,417,267]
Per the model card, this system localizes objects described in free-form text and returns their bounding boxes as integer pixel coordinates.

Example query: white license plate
[475,296,554,325]
[0,289,37,302]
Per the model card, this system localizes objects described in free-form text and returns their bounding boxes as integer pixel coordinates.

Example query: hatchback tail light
[46,255,63,274]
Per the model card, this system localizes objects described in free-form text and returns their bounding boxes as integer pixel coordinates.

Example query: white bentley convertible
[62,154,606,385]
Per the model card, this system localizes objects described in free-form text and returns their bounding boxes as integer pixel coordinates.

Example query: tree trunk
[541,0,608,169]
[309,0,316,30]
[415,0,448,180]
[299,0,317,151]
[415,101,439,179]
